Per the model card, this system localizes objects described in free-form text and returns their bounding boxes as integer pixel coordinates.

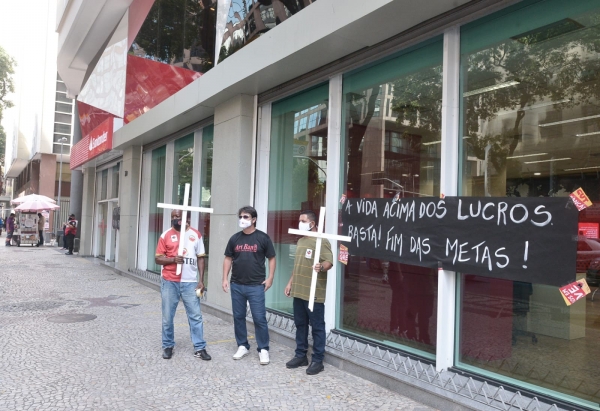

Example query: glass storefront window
[198,125,213,259]
[458,1,600,408]
[338,39,443,357]
[110,164,120,199]
[267,84,329,314]
[173,134,194,206]
[147,146,166,273]
[98,203,107,258]
[100,169,108,200]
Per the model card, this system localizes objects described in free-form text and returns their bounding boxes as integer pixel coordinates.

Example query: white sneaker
[233,346,249,360]
[259,349,270,365]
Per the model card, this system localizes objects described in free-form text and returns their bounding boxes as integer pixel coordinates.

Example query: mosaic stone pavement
[0,240,435,411]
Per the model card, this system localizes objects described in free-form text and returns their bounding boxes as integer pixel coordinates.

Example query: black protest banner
[341,197,579,286]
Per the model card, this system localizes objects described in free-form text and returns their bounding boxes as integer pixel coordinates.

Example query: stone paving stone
[0,240,436,410]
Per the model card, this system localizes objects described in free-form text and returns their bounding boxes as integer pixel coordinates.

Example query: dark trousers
[5,230,13,245]
[66,233,75,253]
[38,230,44,246]
[293,297,326,363]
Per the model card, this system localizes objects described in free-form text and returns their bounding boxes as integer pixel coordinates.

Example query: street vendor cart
[15,211,39,246]
[10,195,60,247]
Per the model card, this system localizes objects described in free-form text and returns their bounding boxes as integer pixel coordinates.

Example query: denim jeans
[161,279,206,351]
[230,282,269,352]
[293,297,326,363]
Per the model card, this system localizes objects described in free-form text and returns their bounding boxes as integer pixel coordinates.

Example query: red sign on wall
[70,117,114,170]
[578,222,599,239]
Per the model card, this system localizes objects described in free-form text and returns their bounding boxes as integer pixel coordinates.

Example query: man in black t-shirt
[222,206,276,365]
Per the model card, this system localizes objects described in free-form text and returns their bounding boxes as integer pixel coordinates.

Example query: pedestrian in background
[64,214,77,255]
[155,209,210,361]
[5,213,15,246]
[222,206,276,365]
[37,213,45,247]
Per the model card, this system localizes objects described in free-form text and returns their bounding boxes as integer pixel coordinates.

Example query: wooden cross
[288,206,351,311]
[157,183,213,275]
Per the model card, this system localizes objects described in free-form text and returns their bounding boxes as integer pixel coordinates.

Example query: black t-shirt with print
[225,229,276,285]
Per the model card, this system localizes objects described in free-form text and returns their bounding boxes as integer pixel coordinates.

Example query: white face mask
[298,221,313,231]
[239,219,252,229]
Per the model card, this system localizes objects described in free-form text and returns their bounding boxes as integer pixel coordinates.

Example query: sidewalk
[0,239,435,411]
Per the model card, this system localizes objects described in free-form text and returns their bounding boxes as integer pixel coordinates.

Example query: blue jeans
[293,297,326,363]
[161,279,206,351]
[230,282,269,352]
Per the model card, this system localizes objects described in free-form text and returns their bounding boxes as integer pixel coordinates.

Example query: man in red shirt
[155,209,211,361]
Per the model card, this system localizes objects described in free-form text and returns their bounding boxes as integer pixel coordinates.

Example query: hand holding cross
[288,206,351,311]
[157,183,213,275]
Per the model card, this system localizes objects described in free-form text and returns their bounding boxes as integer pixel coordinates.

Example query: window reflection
[198,126,213,279]
[147,146,166,273]
[219,0,316,63]
[458,2,600,407]
[131,0,217,73]
[267,84,329,314]
[339,40,443,356]
[173,135,195,207]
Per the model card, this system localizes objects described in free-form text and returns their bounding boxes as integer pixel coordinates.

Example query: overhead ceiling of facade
[57,0,134,97]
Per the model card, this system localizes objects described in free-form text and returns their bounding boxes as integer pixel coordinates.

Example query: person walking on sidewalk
[155,209,211,361]
[37,213,45,247]
[284,210,333,376]
[5,213,15,246]
[64,215,77,255]
[222,206,276,365]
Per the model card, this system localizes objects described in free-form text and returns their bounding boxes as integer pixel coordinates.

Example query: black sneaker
[65,252,73,255]
[306,361,324,375]
[286,356,309,369]
[194,349,211,361]
[162,347,173,359]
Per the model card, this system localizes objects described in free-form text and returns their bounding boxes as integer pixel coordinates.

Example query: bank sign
[70,117,114,169]
[341,197,579,286]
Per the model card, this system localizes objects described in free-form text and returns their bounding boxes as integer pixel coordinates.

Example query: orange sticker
[338,244,348,265]
[559,278,591,306]
[570,187,593,211]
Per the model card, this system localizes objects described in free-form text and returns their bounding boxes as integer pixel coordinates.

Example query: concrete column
[69,101,83,233]
[208,94,255,310]
[117,145,142,272]
[79,167,96,255]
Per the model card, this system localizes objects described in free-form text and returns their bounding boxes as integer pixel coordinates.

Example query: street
[0,240,434,410]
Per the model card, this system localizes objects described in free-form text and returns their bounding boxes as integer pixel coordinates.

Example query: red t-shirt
[155,227,206,282]
[65,220,77,236]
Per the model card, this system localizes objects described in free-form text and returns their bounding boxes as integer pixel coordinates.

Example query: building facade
[2,0,75,230]
[57,1,600,410]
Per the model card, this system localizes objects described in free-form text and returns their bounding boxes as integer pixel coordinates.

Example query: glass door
[97,203,108,258]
